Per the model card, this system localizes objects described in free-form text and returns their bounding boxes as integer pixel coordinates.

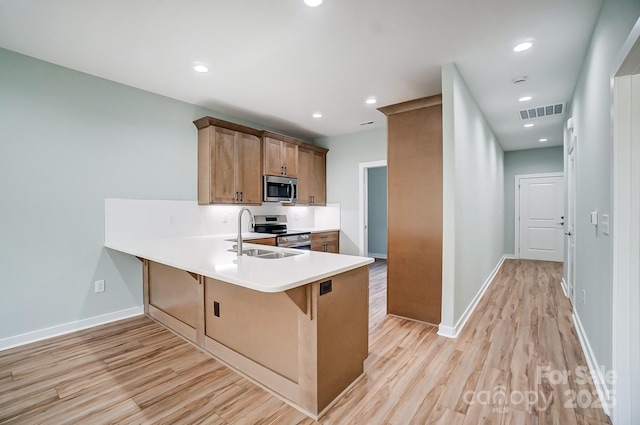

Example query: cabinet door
[297,148,312,205]
[282,140,298,178]
[311,151,327,205]
[236,132,262,204]
[264,137,283,176]
[212,127,237,204]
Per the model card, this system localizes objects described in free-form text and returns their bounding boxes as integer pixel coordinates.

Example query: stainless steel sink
[228,247,301,259]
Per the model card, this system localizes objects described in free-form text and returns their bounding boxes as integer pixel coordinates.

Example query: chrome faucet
[237,207,254,256]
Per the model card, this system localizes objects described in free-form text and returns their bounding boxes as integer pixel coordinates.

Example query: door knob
[564,231,572,236]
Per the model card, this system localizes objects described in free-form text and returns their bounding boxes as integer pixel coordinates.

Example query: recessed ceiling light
[539,138,548,142]
[513,42,532,52]
[193,65,209,73]
[519,96,532,102]
[304,0,323,7]
[312,112,322,118]
[524,123,534,128]
[365,97,377,105]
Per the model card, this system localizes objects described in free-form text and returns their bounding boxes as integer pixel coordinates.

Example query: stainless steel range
[253,215,311,250]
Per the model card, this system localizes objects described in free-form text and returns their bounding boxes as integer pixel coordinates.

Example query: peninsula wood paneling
[380,95,443,324]
[204,277,300,382]
[148,261,199,328]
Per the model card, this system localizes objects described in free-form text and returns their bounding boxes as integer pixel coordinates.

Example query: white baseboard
[572,309,612,418]
[561,277,569,298]
[438,254,510,338]
[368,253,387,259]
[0,306,144,352]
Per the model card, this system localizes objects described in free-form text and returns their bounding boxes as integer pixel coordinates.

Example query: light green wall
[441,62,505,330]
[567,0,640,385]
[0,48,298,340]
[315,127,387,255]
[367,166,387,256]
[503,147,564,255]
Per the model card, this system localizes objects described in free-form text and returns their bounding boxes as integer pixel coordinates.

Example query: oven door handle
[281,243,311,249]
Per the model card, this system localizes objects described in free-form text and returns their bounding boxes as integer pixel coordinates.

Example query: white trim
[437,255,511,338]
[612,48,640,424]
[0,306,144,351]
[358,160,387,257]
[514,172,565,260]
[560,277,569,298]
[367,252,387,259]
[572,309,613,417]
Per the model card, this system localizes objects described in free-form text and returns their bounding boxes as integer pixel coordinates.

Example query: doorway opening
[358,160,388,258]
[359,160,388,325]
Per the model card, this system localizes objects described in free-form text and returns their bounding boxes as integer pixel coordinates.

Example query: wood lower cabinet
[298,145,327,206]
[311,231,339,253]
[263,132,299,178]
[195,117,262,205]
[378,95,443,324]
[142,258,369,418]
[244,236,276,246]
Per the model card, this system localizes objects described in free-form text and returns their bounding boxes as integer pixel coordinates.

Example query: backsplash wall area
[105,199,341,244]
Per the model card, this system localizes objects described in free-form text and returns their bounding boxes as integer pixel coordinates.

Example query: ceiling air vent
[519,103,565,120]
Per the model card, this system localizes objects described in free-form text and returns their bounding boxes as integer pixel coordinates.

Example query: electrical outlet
[168,215,175,225]
[582,289,586,305]
[95,280,105,293]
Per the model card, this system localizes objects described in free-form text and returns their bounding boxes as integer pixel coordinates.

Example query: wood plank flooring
[0,259,611,424]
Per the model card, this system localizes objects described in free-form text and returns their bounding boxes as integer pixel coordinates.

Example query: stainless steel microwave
[263,175,298,203]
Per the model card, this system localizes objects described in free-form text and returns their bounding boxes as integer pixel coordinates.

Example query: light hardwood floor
[0,259,610,424]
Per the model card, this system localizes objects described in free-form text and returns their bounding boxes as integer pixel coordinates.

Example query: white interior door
[567,141,577,301]
[517,174,565,262]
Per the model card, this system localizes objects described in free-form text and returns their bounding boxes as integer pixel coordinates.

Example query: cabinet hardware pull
[235,192,238,201]
[281,166,284,175]
[240,192,243,201]
[284,166,287,175]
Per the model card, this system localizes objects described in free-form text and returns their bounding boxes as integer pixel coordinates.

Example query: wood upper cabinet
[263,132,299,178]
[298,144,327,206]
[195,117,262,205]
[311,231,339,253]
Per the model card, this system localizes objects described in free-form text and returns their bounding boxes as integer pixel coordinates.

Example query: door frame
[611,17,640,424]
[514,172,565,260]
[358,160,387,257]
[565,134,577,304]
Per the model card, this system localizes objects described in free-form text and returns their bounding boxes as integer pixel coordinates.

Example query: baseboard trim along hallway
[0,306,144,351]
[438,254,515,338]
[572,309,613,417]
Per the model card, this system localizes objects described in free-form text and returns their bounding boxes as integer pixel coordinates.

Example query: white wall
[567,0,640,401]
[441,62,505,334]
[0,48,312,342]
[315,127,387,255]
[503,147,564,255]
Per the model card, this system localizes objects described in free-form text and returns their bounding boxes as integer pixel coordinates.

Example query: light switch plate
[590,211,598,226]
[601,214,610,236]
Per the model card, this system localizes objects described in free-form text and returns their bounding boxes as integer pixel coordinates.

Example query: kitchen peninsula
[106,229,373,419]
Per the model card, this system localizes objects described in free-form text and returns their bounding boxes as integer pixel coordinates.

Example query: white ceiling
[0,0,603,150]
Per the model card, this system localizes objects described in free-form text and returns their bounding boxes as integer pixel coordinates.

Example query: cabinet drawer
[311,231,339,243]
[246,237,276,246]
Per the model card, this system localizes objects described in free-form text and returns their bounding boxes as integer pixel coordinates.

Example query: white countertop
[105,234,372,293]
